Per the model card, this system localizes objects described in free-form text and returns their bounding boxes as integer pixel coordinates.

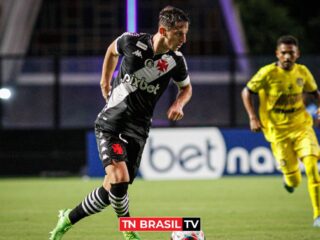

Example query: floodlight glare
[0,88,12,100]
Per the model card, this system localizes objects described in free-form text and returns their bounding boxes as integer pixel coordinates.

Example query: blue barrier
[86,128,320,179]
[86,131,105,177]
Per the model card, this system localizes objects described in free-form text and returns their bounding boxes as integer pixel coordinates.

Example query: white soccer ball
[171,230,205,240]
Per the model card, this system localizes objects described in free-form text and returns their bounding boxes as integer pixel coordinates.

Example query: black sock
[109,182,130,217]
[69,186,110,224]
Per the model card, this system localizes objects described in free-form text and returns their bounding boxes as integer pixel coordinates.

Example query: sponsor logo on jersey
[122,32,140,37]
[121,73,160,95]
[132,50,143,58]
[145,59,154,68]
[136,41,148,50]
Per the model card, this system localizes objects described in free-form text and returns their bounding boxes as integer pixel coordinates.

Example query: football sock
[303,156,320,219]
[68,186,110,224]
[109,182,130,217]
[284,169,301,188]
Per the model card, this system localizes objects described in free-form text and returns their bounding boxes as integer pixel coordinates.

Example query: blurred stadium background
[1,0,320,238]
[0,0,319,177]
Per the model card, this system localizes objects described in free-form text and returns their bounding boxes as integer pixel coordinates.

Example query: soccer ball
[171,230,205,240]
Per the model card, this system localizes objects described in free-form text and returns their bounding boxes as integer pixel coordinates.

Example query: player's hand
[316,107,320,126]
[101,84,112,102]
[316,107,320,119]
[167,102,184,121]
[249,116,262,132]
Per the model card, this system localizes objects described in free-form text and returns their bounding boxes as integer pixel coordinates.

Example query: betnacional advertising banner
[138,128,278,180]
[87,127,314,179]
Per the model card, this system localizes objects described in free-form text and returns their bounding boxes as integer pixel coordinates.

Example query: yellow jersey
[246,62,318,142]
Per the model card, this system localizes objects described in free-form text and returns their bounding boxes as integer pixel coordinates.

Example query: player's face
[276,43,300,70]
[165,21,189,51]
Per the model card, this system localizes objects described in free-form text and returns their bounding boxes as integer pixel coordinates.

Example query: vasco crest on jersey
[156,59,169,74]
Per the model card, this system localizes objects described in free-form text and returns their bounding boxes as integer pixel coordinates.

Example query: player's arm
[167,83,192,121]
[100,40,119,101]
[309,90,320,120]
[303,66,320,121]
[241,87,262,132]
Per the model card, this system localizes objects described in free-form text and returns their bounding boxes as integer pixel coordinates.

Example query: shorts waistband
[272,107,301,113]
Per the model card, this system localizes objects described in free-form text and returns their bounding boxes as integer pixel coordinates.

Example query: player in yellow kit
[242,35,320,227]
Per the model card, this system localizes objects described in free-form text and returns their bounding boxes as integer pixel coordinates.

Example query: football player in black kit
[49,6,192,240]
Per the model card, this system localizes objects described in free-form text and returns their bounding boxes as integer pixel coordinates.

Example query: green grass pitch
[0,176,319,240]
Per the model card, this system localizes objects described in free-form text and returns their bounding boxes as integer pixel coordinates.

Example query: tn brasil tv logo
[119,217,201,231]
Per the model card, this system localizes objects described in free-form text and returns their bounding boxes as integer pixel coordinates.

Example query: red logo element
[189,232,198,239]
[112,143,123,155]
[156,59,168,72]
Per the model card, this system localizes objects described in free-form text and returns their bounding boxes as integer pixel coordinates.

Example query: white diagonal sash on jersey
[135,55,176,83]
[106,56,176,110]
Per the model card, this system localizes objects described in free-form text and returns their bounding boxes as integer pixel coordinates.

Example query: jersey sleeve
[172,52,190,88]
[302,65,318,92]
[246,67,268,93]
[115,32,137,56]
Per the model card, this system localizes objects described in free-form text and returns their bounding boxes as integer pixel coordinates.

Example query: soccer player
[242,35,320,227]
[49,6,192,240]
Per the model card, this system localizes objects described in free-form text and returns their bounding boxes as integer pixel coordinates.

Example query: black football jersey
[95,32,190,140]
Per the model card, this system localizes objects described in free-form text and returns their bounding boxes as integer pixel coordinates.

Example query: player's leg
[104,163,141,240]
[302,155,320,224]
[49,182,111,240]
[271,139,301,192]
[106,160,130,217]
[295,127,320,226]
[49,131,120,240]
[69,177,111,224]
[68,130,116,223]
[66,132,138,239]
[114,134,145,240]
[96,132,141,239]
[283,169,302,193]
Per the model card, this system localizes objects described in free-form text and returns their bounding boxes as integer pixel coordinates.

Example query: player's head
[275,35,300,70]
[159,6,190,30]
[158,6,190,51]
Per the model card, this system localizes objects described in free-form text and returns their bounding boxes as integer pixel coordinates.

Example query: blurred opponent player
[242,35,320,227]
[49,6,192,240]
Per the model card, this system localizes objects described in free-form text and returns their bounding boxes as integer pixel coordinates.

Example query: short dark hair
[159,6,190,29]
[276,35,299,47]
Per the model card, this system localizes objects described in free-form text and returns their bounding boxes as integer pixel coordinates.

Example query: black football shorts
[95,128,146,183]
